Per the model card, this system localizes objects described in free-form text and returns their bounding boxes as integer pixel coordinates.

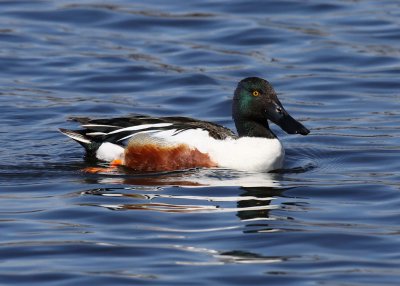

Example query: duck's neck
[234,119,276,139]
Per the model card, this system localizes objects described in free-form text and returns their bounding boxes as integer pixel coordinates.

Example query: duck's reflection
[77,169,287,223]
[236,186,283,222]
[81,167,281,187]
[75,169,302,265]
[174,248,291,265]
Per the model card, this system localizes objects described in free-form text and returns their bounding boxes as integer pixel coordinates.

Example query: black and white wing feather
[64,115,237,146]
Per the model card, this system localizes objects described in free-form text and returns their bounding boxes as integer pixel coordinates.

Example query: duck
[59,77,310,173]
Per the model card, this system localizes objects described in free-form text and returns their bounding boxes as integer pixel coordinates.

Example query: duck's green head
[232,77,310,138]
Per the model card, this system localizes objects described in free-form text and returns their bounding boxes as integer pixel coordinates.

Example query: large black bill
[277,114,310,135]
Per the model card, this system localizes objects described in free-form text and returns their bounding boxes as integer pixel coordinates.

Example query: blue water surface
[1,0,400,285]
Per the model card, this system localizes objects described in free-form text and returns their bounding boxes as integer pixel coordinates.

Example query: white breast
[208,137,284,171]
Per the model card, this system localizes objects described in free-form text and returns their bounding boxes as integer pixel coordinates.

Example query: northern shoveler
[60,77,310,172]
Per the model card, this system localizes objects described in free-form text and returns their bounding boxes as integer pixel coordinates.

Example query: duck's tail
[59,128,101,155]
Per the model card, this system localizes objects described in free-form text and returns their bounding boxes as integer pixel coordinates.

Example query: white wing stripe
[82,124,119,128]
[86,132,107,136]
[108,123,173,135]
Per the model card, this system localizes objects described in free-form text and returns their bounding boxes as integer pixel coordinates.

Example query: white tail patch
[96,142,124,162]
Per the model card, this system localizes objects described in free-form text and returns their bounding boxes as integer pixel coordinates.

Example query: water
[1,0,400,285]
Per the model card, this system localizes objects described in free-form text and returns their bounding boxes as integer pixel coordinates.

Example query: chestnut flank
[124,143,217,172]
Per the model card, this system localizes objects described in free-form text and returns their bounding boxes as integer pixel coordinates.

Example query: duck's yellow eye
[252,90,260,97]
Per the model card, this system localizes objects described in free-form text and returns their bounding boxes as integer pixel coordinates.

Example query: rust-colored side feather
[124,143,217,172]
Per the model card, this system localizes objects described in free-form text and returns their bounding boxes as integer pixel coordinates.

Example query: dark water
[1,0,400,285]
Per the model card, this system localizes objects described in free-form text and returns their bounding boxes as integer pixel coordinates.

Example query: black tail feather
[59,128,100,156]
